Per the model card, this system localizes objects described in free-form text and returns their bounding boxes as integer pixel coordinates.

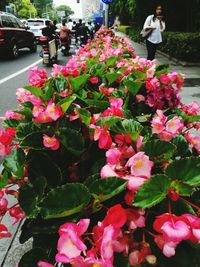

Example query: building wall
[81,0,101,20]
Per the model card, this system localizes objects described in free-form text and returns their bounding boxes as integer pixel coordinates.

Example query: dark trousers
[146,40,159,60]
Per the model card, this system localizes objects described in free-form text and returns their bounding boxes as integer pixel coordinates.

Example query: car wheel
[9,42,19,59]
[30,39,37,53]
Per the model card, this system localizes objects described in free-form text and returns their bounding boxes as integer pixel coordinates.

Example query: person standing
[143,5,165,60]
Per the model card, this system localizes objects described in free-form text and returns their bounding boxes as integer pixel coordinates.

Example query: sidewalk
[118,32,200,105]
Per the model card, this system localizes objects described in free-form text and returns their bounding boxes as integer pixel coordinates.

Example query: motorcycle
[39,35,58,65]
[60,36,71,56]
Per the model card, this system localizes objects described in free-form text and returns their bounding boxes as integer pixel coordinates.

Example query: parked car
[0,12,37,58]
[27,18,50,41]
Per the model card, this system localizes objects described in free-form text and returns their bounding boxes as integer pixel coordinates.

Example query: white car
[27,18,50,41]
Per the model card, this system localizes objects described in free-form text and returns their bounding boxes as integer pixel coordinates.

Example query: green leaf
[27,153,62,188]
[106,56,118,67]
[39,183,91,219]
[141,140,176,161]
[134,174,171,209]
[58,127,85,156]
[18,248,48,267]
[172,134,189,156]
[89,177,127,202]
[83,99,110,109]
[3,118,19,128]
[114,253,131,267]
[16,122,33,140]
[3,148,25,178]
[106,72,121,84]
[96,116,123,128]
[70,74,89,91]
[165,157,200,186]
[112,119,143,141]
[20,132,44,150]
[58,95,77,113]
[41,86,53,101]
[186,115,200,123]
[76,108,91,126]
[23,85,42,97]
[123,80,143,96]
[15,108,33,119]
[0,169,10,189]
[54,77,67,93]
[170,180,193,197]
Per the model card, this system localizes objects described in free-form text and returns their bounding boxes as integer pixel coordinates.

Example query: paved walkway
[118,32,200,105]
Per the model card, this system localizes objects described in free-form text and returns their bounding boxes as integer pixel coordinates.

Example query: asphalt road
[0,46,72,117]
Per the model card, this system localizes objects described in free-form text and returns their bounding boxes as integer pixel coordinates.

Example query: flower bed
[0,27,200,267]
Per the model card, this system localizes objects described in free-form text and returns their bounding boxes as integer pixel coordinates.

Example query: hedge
[118,26,200,62]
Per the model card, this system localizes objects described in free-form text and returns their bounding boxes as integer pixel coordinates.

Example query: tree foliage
[56,5,74,18]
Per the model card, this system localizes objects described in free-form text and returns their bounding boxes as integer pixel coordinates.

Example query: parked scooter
[39,35,58,65]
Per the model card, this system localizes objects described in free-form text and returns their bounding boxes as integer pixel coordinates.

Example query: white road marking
[0,58,43,85]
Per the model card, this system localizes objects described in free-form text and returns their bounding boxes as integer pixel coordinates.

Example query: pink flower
[98,130,112,149]
[9,206,25,224]
[151,110,167,134]
[102,98,123,117]
[0,224,12,239]
[126,208,146,230]
[0,198,8,216]
[100,225,115,260]
[45,100,63,121]
[103,204,127,229]
[89,77,99,84]
[165,116,184,135]
[126,152,153,178]
[3,110,24,120]
[101,164,118,178]
[154,235,178,258]
[185,132,200,154]
[135,94,145,103]
[43,134,60,150]
[56,219,90,264]
[38,261,55,267]
[126,176,146,192]
[182,102,200,115]
[28,66,47,87]
[182,214,200,243]
[160,74,171,85]
[106,148,121,165]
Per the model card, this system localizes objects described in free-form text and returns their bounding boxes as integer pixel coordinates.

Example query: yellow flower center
[192,140,197,145]
[135,160,143,168]
[169,121,175,127]
[67,239,75,247]
[93,264,101,267]
[50,107,55,113]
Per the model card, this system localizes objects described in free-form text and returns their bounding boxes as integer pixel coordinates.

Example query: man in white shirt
[143,5,166,60]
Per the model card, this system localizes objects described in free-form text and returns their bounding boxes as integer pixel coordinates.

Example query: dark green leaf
[89,177,127,202]
[83,99,109,109]
[165,157,200,186]
[134,174,171,209]
[27,153,62,188]
[106,72,121,84]
[186,115,200,123]
[39,183,91,219]
[124,80,143,96]
[0,169,10,189]
[24,85,42,97]
[18,248,48,267]
[70,74,89,91]
[4,148,25,178]
[15,108,33,119]
[41,86,53,101]
[170,180,193,196]
[20,132,44,150]
[106,56,118,67]
[76,108,91,126]
[172,134,189,156]
[16,122,33,140]
[141,140,176,161]
[58,127,84,156]
[96,116,123,128]
[3,119,19,128]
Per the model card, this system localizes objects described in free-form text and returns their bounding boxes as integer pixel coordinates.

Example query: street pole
[105,4,109,28]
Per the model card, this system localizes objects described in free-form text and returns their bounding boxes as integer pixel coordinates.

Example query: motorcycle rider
[59,19,71,55]
[42,20,55,40]
[79,21,90,45]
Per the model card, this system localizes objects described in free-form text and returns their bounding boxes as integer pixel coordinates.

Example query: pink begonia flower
[162,220,190,242]
[126,176,146,192]
[165,116,184,135]
[0,198,8,215]
[182,214,200,242]
[9,206,25,224]
[89,77,99,84]
[185,132,200,154]
[28,66,47,87]
[51,64,63,77]
[2,110,24,120]
[100,225,115,260]
[129,250,143,266]
[160,74,171,85]
[59,219,90,236]
[0,128,15,157]
[43,135,60,150]
[103,204,127,229]
[151,110,167,134]
[126,152,153,178]
[98,130,112,150]
[126,208,145,230]
[106,148,122,165]
[0,224,12,239]
[136,135,144,152]
[90,124,102,141]
[16,88,42,106]
[102,98,123,117]
[159,130,174,142]
[182,101,200,115]
[45,100,63,121]
[101,164,118,178]
[135,94,145,103]
[38,261,55,267]
[154,235,178,258]
[56,227,87,263]
[32,105,45,118]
